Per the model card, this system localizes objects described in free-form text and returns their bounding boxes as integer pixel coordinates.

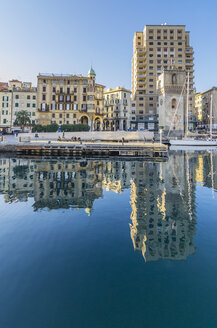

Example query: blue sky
[0,0,216,92]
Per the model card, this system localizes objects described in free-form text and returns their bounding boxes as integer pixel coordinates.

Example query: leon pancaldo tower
[157,68,186,136]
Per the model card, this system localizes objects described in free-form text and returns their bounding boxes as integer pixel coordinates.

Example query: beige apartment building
[9,80,37,127]
[131,24,195,131]
[103,87,131,130]
[37,67,105,130]
[195,87,217,130]
[0,90,12,131]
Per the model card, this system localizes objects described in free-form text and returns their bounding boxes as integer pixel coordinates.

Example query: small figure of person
[152,136,155,144]
[144,136,146,144]
[122,137,124,145]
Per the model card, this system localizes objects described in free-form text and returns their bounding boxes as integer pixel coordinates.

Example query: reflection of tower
[102,161,131,193]
[130,154,197,262]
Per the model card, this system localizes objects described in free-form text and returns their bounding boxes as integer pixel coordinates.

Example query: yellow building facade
[37,67,105,130]
[0,90,12,131]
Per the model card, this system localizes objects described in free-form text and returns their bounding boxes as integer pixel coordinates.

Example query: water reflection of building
[0,153,216,261]
[130,154,197,262]
[33,160,104,213]
[197,153,217,191]
[0,158,34,202]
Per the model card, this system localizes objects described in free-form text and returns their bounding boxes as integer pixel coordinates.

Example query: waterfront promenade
[0,131,168,158]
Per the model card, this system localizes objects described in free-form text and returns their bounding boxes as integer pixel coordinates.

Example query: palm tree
[14,110,31,131]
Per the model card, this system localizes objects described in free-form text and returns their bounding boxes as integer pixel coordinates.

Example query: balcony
[186,62,194,67]
[38,104,49,112]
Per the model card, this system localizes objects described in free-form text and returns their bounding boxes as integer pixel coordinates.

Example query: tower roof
[88,66,96,76]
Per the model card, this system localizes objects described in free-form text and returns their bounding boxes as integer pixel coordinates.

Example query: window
[139,97,143,100]
[157,42,161,45]
[32,104,36,107]
[73,104,77,110]
[52,95,55,101]
[178,48,182,52]
[60,80,63,85]
[53,80,56,84]
[33,95,36,99]
[83,80,87,85]
[83,88,86,93]
[74,96,77,101]
[66,104,70,110]
[27,103,30,108]
[15,103,19,107]
[172,98,176,109]
[43,87,46,92]
[59,113,62,118]
[73,113,76,118]
[51,103,56,110]
[60,87,63,93]
[59,95,63,101]
[43,79,46,83]
[83,96,86,101]
[178,42,182,45]
[59,104,63,110]
[3,119,6,124]
[67,80,70,85]
[15,95,19,99]
[42,95,46,101]
[139,110,143,114]
[74,80,78,85]
[53,87,56,92]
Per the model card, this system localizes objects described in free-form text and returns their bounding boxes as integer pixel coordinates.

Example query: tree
[14,110,31,131]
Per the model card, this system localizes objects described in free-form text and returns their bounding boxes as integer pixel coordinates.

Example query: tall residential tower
[131,24,194,131]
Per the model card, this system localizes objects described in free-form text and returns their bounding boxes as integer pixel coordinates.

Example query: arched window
[172,74,177,84]
[172,98,176,109]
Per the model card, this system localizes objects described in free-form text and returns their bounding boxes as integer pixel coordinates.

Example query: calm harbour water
[0,151,217,328]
